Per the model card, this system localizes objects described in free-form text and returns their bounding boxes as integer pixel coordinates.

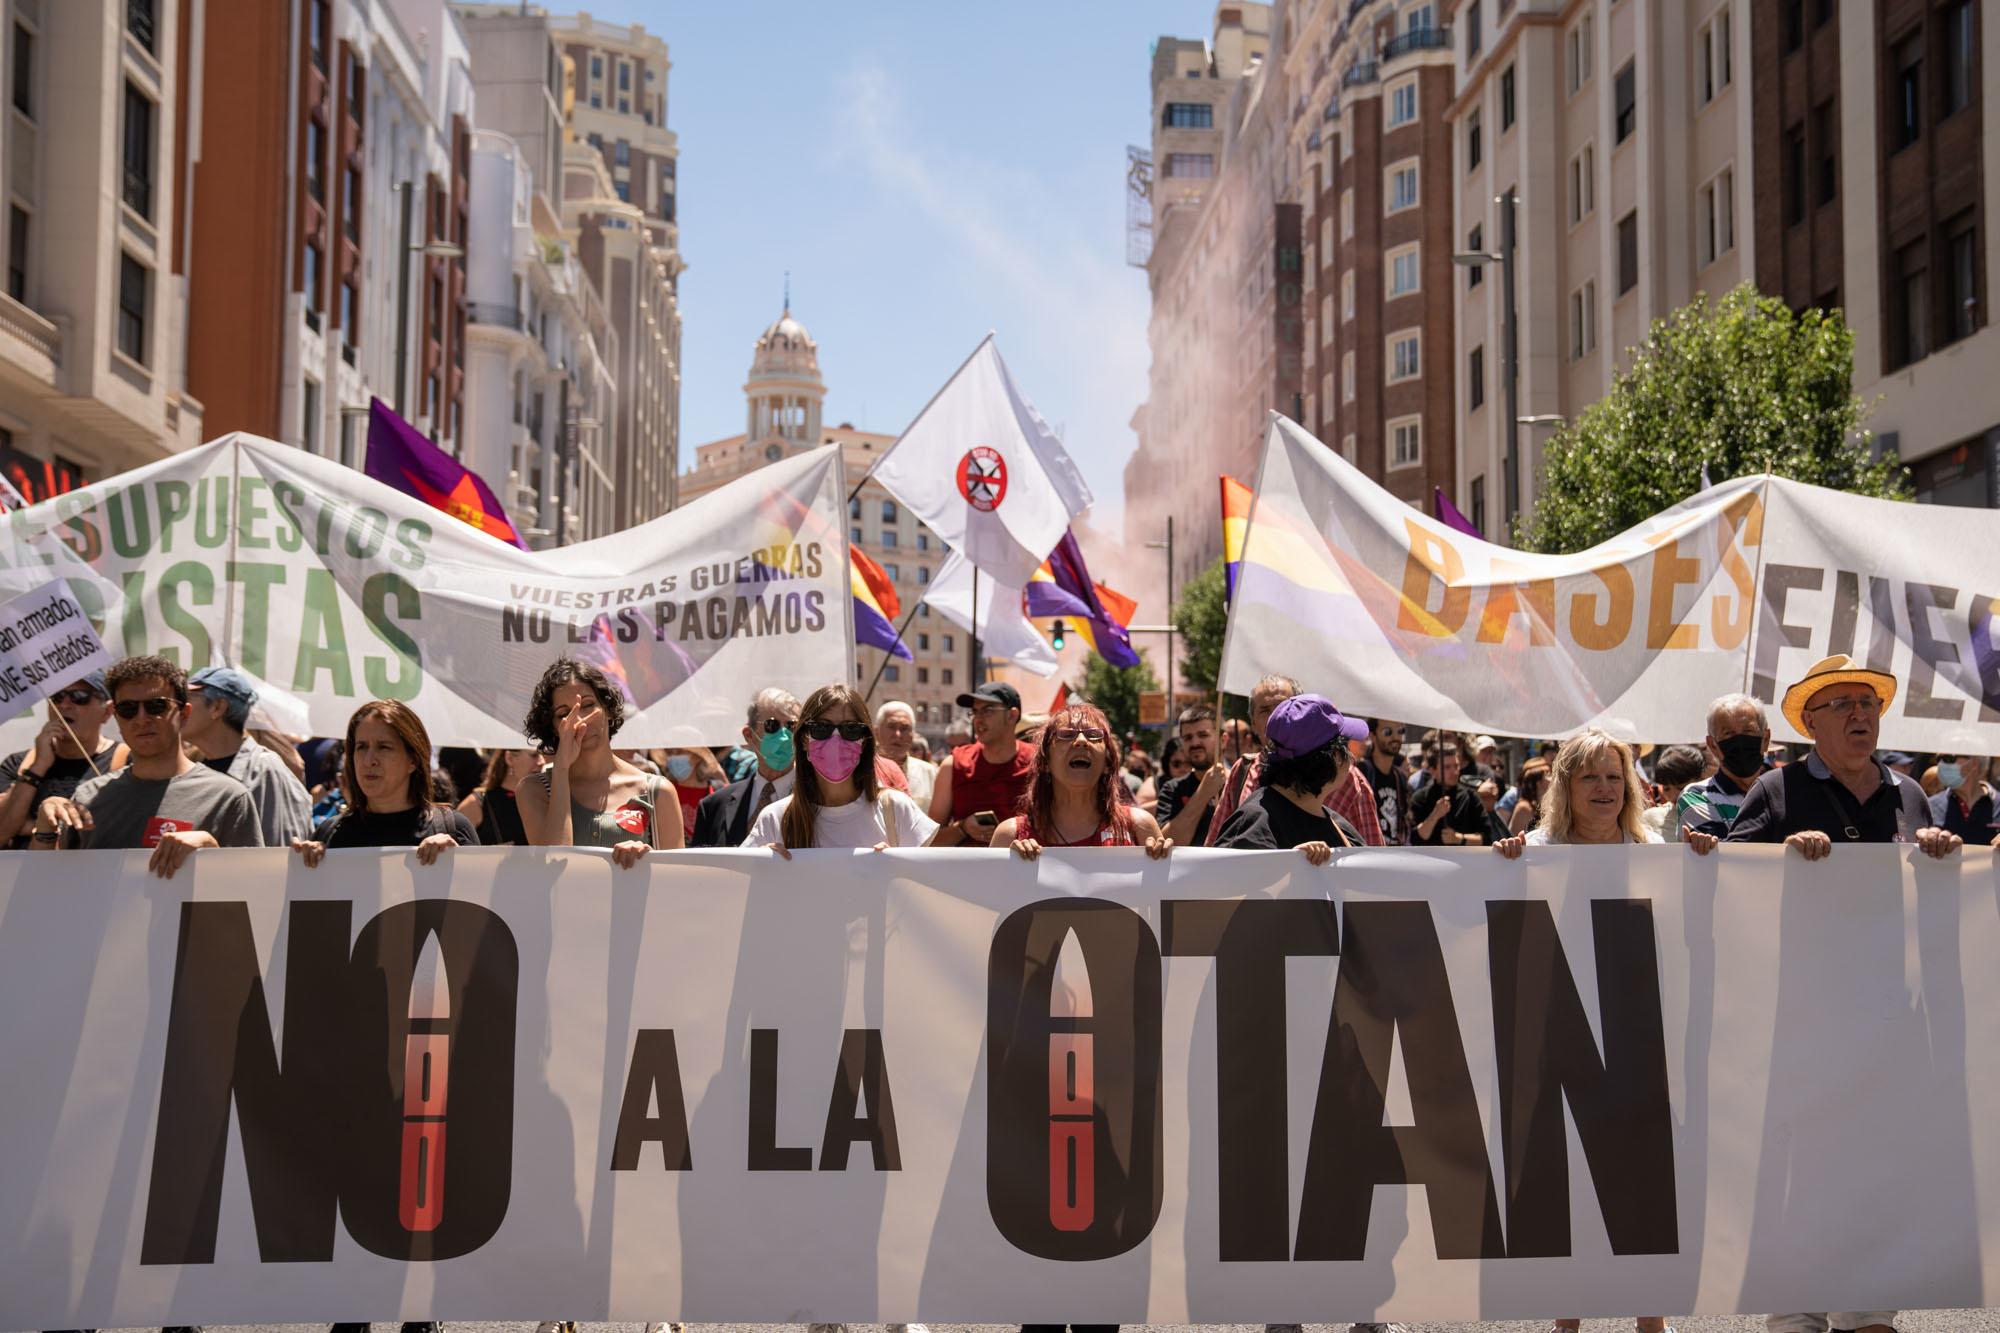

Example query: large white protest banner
[0,436,852,745]
[1,844,1994,1326]
[1220,415,2000,750]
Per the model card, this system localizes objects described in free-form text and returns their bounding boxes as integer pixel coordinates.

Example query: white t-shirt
[742,789,938,849]
[900,756,938,807]
[1523,826,1658,845]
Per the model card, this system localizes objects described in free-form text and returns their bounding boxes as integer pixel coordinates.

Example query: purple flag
[1432,486,1484,539]
[364,398,528,548]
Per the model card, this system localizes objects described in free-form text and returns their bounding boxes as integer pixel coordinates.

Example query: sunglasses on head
[53,688,102,707]
[113,697,178,720]
[801,721,870,742]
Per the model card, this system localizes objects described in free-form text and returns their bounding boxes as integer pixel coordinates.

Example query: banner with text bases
[0,843,1994,1325]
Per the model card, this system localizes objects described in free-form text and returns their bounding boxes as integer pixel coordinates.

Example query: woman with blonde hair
[1492,726,1711,1333]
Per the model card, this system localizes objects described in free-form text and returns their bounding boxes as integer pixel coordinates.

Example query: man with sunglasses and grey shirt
[31,654,262,876]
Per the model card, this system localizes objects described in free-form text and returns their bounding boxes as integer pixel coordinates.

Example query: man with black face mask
[1677,692,1770,838]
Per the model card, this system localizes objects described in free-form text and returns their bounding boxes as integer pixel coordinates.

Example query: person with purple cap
[1211,693,1370,863]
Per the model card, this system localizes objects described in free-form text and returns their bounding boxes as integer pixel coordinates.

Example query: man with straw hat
[1726,654,1959,861]
[1727,654,1959,1333]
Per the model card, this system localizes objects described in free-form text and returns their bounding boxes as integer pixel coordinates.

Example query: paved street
[38,1316,2000,1333]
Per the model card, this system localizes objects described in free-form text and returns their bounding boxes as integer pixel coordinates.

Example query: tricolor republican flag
[867,336,1092,586]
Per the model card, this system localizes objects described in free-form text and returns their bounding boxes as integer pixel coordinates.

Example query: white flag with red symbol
[869,336,1092,585]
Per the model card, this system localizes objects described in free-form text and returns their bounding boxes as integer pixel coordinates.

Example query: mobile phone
[970,809,999,830]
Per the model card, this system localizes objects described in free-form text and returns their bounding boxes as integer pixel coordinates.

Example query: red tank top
[1017,813,1132,847]
[950,739,1036,823]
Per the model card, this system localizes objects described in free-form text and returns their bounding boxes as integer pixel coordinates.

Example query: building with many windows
[1296,0,1460,513]
[681,307,962,740]
[0,0,206,493]
[1124,2,1282,586]
[1750,0,1993,507]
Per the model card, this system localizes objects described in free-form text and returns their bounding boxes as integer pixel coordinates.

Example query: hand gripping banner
[0,844,1994,1325]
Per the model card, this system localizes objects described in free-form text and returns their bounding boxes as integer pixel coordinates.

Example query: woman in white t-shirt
[746,682,946,853]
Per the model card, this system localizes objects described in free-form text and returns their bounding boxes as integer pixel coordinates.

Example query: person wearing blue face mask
[1928,740,2000,846]
[691,687,800,847]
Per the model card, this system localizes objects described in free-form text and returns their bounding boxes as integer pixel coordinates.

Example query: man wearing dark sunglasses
[692,687,800,847]
[0,670,123,848]
[31,654,263,877]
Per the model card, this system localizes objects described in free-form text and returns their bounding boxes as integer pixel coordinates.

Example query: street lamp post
[394,180,464,428]
[1145,516,1176,705]
[1455,191,1520,535]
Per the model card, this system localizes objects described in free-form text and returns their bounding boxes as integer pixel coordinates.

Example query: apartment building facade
[1124,2,1280,586]
[553,9,681,525]
[0,0,206,495]
[1299,0,1460,511]
[1750,0,1994,508]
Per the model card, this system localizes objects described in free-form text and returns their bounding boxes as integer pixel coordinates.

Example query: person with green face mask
[691,687,800,847]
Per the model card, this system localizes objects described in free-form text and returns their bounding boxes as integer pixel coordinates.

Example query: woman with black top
[455,747,543,845]
[1211,694,1371,863]
[292,700,477,867]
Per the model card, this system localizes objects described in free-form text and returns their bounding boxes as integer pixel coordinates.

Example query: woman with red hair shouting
[991,699,1171,860]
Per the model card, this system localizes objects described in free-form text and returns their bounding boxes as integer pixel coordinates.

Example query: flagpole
[860,596,929,705]
[970,564,982,688]
[844,332,996,508]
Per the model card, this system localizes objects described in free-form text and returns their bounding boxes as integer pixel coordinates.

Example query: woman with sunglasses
[991,701,1170,860]
[520,657,685,868]
[291,700,477,867]
[746,683,948,853]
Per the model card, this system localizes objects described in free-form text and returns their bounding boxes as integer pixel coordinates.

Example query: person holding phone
[928,681,1035,846]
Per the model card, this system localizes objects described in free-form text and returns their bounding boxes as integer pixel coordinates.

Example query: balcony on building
[1341,60,1378,88]
[1380,25,1451,63]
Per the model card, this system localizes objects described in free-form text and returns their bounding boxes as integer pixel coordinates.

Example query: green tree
[1077,650,1159,747]
[1518,283,1907,554]
[1172,557,1229,695]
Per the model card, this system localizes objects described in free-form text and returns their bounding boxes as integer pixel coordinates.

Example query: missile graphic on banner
[400,932,450,1233]
[1048,929,1094,1232]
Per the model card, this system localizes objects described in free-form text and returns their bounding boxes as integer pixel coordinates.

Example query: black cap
[955,681,1021,711]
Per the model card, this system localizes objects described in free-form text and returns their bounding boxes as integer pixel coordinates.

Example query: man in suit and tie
[692,687,801,847]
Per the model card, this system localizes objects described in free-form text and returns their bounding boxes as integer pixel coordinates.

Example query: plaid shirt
[1202,754,1386,847]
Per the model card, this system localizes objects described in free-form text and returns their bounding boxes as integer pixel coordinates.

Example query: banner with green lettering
[0,435,852,745]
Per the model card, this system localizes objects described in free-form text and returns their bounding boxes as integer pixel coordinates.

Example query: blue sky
[575,1,1215,532]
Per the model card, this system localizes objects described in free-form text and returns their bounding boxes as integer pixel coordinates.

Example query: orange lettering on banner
[1396,518,1469,636]
[1477,560,1557,646]
[1646,528,1703,650]
[1711,492,1761,650]
[1569,561,1635,651]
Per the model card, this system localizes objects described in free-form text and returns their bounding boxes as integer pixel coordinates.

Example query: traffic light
[1050,619,1069,651]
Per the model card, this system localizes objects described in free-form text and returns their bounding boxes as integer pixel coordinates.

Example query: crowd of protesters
[3,647,1996,1333]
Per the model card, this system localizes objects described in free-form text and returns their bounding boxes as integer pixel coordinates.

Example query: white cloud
[829,62,1148,530]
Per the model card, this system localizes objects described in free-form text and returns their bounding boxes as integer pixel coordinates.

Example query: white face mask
[1936,761,1965,790]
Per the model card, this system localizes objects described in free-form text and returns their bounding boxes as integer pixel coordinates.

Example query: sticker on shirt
[144,816,195,848]
[611,803,650,837]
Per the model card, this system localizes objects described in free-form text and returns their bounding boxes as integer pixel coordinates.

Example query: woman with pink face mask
[745,683,950,853]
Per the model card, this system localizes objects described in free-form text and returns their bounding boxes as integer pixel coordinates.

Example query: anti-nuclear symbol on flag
[957,446,1009,513]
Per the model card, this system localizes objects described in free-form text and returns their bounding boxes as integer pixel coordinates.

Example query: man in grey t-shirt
[34,654,262,877]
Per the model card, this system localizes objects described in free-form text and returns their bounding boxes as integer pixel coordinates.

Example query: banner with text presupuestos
[0,844,1994,1325]
[0,436,852,745]
[1220,415,2000,750]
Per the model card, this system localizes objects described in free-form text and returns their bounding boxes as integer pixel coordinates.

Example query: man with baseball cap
[1726,656,1958,1333]
[182,664,312,846]
[928,681,1034,846]
[1211,694,1371,863]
